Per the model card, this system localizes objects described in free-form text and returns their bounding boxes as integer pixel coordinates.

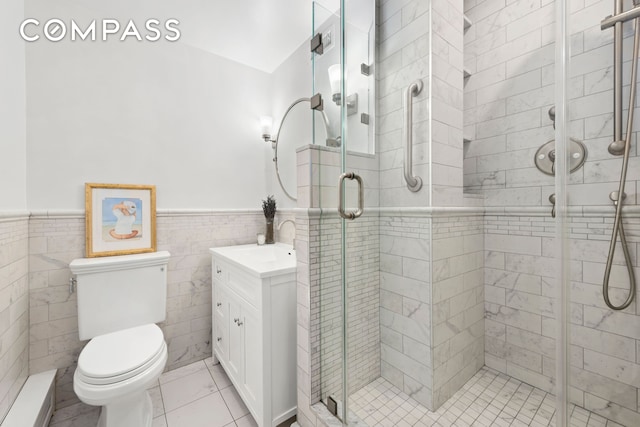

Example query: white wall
[268,39,313,208]
[0,0,27,211]
[0,4,29,421]
[24,0,273,211]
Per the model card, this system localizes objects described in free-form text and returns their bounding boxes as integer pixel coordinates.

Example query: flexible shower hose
[602,18,639,311]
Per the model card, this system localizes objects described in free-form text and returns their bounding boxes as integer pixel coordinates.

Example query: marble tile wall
[463,0,555,205]
[461,0,640,423]
[274,145,384,427]
[27,210,293,410]
[375,0,475,413]
[430,0,465,206]
[378,214,433,408]
[344,215,381,394]
[483,213,564,393]
[299,145,381,406]
[377,0,432,207]
[365,0,476,414]
[463,0,630,208]
[314,214,381,404]
[293,209,317,427]
[377,212,485,412]
[298,145,379,211]
[431,214,484,408]
[0,217,29,423]
[377,0,465,207]
[28,215,84,410]
[484,211,640,426]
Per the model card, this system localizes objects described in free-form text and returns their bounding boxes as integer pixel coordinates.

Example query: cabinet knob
[216,267,222,274]
[216,302,222,307]
[233,318,239,324]
[237,320,243,326]
[217,337,222,342]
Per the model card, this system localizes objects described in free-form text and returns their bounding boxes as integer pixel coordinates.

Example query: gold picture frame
[85,183,157,257]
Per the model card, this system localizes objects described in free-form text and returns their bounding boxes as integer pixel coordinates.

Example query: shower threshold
[331,367,624,427]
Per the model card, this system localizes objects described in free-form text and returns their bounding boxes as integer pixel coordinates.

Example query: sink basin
[209,242,296,278]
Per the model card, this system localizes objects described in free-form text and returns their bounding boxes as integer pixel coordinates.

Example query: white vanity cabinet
[210,244,297,427]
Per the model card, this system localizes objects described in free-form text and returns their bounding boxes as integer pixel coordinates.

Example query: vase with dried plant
[262,195,276,244]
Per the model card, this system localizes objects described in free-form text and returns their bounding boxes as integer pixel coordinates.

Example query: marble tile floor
[48,357,285,427]
[348,367,625,427]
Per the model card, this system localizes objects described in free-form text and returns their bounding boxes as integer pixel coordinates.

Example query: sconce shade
[260,115,273,140]
[328,64,341,97]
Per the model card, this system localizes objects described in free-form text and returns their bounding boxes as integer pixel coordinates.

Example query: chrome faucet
[277,219,296,249]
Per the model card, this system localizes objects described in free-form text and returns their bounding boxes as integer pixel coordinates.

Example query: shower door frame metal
[554,0,569,425]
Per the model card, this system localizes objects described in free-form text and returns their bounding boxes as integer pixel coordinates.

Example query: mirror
[273,98,333,200]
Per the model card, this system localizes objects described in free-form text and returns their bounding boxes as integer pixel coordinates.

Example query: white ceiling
[180,0,321,74]
[30,0,346,74]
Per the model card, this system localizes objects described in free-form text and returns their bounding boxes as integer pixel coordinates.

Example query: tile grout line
[159,361,227,423]
[155,381,169,427]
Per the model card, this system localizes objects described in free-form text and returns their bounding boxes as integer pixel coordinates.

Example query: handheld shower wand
[601,0,639,311]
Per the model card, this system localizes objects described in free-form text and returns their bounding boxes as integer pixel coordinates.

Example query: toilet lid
[78,324,165,385]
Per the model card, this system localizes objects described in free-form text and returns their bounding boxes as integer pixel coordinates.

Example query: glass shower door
[313,0,376,423]
[562,1,640,426]
[312,1,344,414]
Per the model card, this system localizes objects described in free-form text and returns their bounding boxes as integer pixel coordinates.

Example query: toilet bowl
[74,324,167,427]
[70,251,171,427]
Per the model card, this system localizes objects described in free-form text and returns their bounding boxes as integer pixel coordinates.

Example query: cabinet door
[242,308,262,412]
[213,285,228,360]
[227,297,244,381]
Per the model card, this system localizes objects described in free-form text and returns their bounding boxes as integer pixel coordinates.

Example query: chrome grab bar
[337,172,364,220]
[404,79,423,192]
[601,4,640,29]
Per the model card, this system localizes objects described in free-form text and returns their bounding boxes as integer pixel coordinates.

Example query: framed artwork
[85,183,157,257]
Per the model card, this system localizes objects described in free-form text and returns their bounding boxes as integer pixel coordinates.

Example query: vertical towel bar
[404,79,423,192]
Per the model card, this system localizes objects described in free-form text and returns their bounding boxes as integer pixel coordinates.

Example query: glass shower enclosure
[311,0,378,422]
[306,1,640,426]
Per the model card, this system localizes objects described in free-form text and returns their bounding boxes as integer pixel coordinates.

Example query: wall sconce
[327,64,358,116]
[260,116,274,143]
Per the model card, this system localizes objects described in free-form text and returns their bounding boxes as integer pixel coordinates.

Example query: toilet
[69,251,171,427]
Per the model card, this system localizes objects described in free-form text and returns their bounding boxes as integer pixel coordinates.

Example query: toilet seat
[77,324,165,386]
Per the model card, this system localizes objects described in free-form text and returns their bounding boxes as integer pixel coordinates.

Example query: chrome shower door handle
[338,172,364,220]
[404,79,423,192]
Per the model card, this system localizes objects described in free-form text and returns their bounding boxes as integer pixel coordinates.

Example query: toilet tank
[70,251,170,340]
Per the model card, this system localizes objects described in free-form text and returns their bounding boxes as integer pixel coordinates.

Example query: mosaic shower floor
[348,367,624,427]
